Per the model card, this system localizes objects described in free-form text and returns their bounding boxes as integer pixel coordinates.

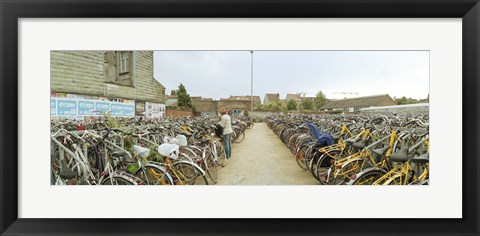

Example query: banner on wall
[50,97,135,117]
[145,102,166,118]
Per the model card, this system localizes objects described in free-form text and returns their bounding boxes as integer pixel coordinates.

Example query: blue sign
[50,99,56,115]
[124,104,135,116]
[111,103,125,116]
[51,98,137,117]
[57,99,77,116]
[95,101,111,114]
[78,100,95,116]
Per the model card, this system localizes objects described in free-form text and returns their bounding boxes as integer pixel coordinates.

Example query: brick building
[228,95,262,109]
[192,98,251,117]
[264,93,280,105]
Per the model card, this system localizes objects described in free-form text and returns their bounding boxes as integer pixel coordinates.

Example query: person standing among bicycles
[218,107,233,159]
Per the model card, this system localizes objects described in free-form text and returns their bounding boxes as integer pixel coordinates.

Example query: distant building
[359,103,429,114]
[285,93,302,102]
[264,93,280,105]
[285,93,302,109]
[229,95,261,109]
[165,95,178,107]
[192,97,250,117]
[320,94,395,112]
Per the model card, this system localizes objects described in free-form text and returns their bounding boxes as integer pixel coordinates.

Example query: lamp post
[250,51,254,112]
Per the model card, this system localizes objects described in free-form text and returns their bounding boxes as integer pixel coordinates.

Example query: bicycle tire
[216,143,227,167]
[172,161,209,185]
[384,175,405,185]
[295,144,309,170]
[309,150,323,180]
[234,131,245,143]
[135,164,174,185]
[206,153,219,183]
[348,168,386,185]
[316,153,335,185]
[332,159,365,185]
[100,174,142,185]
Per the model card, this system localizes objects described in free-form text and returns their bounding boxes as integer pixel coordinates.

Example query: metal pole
[250,51,253,112]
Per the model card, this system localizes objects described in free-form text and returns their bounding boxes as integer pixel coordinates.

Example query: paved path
[216,122,319,185]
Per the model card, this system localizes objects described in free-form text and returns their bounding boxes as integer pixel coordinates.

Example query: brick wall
[192,100,251,115]
[166,109,195,117]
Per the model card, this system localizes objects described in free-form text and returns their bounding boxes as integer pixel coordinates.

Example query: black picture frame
[1,0,478,235]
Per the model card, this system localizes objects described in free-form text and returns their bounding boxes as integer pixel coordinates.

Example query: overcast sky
[153,51,429,101]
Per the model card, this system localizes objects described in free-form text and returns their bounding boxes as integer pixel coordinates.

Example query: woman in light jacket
[218,107,233,159]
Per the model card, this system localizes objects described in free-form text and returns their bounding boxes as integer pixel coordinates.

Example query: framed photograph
[1,0,478,235]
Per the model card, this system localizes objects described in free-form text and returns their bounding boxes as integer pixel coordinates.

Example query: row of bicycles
[267,113,429,185]
[51,116,251,185]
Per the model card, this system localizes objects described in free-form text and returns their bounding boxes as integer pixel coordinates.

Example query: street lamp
[250,51,254,112]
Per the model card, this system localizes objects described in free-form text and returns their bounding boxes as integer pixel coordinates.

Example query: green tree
[272,101,283,112]
[176,84,193,109]
[314,91,328,109]
[287,99,297,111]
[301,99,314,110]
[395,96,419,105]
[170,90,177,96]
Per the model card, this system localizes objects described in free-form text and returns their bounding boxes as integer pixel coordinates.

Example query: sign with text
[50,98,57,115]
[111,103,125,117]
[78,100,95,116]
[57,99,77,116]
[95,101,111,114]
[51,98,136,117]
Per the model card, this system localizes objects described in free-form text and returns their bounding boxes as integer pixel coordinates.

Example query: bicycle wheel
[216,143,227,167]
[309,150,323,180]
[205,152,219,184]
[234,131,245,143]
[385,175,405,185]
[316,153,335,185]
[101,174,141,185]
[194,173,209,185]
[135,165,174,185]
[348,168,386,185]
[295,144,309,170]
[332,159,365,185]
[172,161,208,185]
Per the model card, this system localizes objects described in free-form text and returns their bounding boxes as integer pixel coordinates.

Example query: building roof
[229,95,261,103]
[264,93,280,103]
[321,94,395,109]
[285,93,302,102]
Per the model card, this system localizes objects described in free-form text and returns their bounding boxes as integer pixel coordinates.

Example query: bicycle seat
[411,153,429,164]
[158,143,179,160]
[353,139,368,150]
[110,150,135,163]
[133,145,150,158]
[344,137,359,144]
[373,146,390,156]
[390,148,409,163]
[59,161,77,180]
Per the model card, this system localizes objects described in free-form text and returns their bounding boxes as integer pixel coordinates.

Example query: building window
[119,51,130,74]
[104,51,134,87]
